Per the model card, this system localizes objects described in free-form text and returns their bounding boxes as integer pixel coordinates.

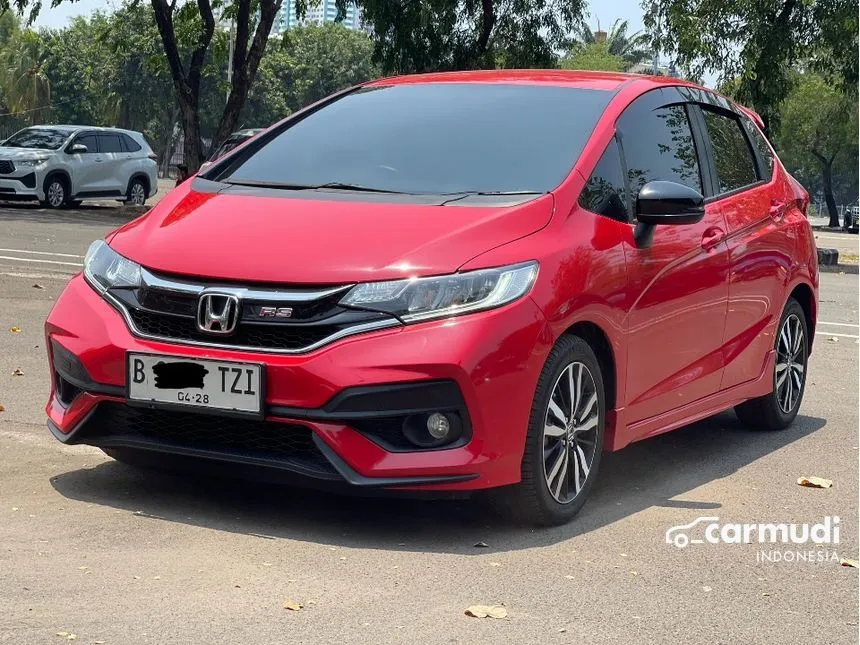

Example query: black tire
[41,175,68,209]
[65,200,83,209]
[735,297,808,430]
[126,177,148,206]
[497,334,606,526]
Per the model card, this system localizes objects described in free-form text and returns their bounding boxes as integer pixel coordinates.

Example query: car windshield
[3,128,73,150]
[217,83,613,195]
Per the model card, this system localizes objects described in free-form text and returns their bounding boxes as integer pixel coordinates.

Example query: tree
[570,19,650,68]
[776,73,858,227]
[314,0,586,73]
[0,29,50,124]
[644,0,859,133]
[561,43,626,72]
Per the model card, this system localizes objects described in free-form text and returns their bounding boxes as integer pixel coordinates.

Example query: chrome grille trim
[140,268,354,302]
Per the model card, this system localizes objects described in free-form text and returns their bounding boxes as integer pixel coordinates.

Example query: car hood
[108,183,554,284]
[0,146,55,159]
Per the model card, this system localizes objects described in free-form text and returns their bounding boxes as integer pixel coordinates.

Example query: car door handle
[701,226,725,250]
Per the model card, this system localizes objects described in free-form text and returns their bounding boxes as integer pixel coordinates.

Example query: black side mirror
[68,143,88,154]
[633,180,705,247]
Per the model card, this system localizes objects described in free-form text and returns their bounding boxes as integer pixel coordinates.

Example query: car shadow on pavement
[50,411,825,554]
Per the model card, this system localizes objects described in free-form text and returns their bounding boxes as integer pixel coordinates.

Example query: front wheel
[41,177,67,209]
[735,297,808,429]
[499,335,605,526]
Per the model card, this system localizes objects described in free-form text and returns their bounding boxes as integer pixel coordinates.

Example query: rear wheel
[735,297,808,429]
[500,335,605,526]
[126,178,147,206]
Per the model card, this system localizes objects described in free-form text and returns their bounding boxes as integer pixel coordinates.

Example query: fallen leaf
[56,632,69,637]
[0,404,4,412]
[489,562,501,567]
[283,600,302,611]
[12,507,18,511]
[94,641,106,644]
[12,368,24,376]
[473,541,489,548]
[262,562,272,567]
[558,627,567,633]
[33,283,45,289]
[702,586,712,592]
[828,336,839,343]
[840,558,858,568]
[9,326,21,333]
[465,605,507,619]
[66,636,76,641]
[797,476,833,488]
[630,571,639,576]
[564,575,575,579]
[762,592,771,597]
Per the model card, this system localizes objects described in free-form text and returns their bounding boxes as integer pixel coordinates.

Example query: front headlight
[83,240,142,293]
[17,157,49,167]
[339,261,539,323]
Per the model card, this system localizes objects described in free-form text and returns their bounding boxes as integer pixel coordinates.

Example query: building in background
[275,0,363,31]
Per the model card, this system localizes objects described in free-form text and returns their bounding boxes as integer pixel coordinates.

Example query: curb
[819,264,859,275]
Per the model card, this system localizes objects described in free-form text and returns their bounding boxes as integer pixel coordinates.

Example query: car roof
[364,69,696,92]
[27,124,145,136]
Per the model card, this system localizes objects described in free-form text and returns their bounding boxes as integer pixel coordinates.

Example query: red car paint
[45,70,818,492]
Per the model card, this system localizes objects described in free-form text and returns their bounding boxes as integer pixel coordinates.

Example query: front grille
[0,160,14,174]
[105,269,399,353]
[128,308,342,350]
[80,403,338,477]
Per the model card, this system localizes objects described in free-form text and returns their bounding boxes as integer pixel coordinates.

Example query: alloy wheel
[47,181,65,208]
[130,182,146,206]
[776,313,805,414]
[542,361,599,504]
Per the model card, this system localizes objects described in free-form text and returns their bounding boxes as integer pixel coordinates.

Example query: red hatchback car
[45,71,818,525]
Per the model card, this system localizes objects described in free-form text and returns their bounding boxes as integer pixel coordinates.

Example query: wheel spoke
[553,450,568,499]
[575,443,590,479]
[547,399,568,427]
[575,413,598,434]
[792,319,802,354]
[775,362,788,375]
[792,362,804,375]
[577,392,597,424]
[566,364,577,420]
[570,446,582,495]
[779,324,790,355]
[544,422,566,438]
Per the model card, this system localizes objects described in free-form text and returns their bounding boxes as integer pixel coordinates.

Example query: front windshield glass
[218,83,613,194]
[3,128,73,150]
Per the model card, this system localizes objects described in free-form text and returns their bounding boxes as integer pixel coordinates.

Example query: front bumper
[0,172,41,200]
[46,274,551,491]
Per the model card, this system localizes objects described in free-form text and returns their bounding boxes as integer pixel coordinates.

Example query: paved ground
[0,203,857,644]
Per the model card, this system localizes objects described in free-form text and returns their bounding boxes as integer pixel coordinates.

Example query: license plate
[127,353,262,416]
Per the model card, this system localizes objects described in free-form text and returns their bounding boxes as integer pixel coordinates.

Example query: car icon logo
[665,516,720,549]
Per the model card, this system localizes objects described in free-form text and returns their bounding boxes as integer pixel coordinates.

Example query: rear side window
[741,116,774,178]
[618,103,702,198]
[579,138,628,222]
[218,84,614,195]
[99,134,123,153]
[701,109,758,193]
[122,134,142,152]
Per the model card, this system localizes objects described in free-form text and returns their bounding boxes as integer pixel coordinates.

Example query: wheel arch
[43,169,72,194]
[561,320,618,447]
[127,172,151,197]
[788,281,816,354]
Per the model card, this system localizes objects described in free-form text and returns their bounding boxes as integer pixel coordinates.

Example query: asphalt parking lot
[0,203,858,644]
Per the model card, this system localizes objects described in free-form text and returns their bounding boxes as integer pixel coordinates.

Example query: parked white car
[0,125,158,208]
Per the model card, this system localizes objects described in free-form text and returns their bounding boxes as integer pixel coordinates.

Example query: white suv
[0,125,158,208]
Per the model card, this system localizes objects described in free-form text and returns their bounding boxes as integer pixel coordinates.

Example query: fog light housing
[402,412,462,448]
[426,412,451,439]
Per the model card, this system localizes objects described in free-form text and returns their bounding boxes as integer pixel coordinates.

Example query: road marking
[0,255,80,267]
[818,321,859,328]
[815,234,859,241]
[0,271,74,280]
[815,331,859,339]
[0,247,83,258]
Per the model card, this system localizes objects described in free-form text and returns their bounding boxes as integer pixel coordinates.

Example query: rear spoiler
[736,104,765,131]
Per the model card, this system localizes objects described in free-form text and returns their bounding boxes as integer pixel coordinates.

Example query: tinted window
[73,134,99,153]
[619,103,702,199]
[741,116,774,177]
[3,127,72,150]
[122,134,141,152]
[579,138,628,222]
[702,109,758,193]
[99,134,123,153]
[220,84,614,194]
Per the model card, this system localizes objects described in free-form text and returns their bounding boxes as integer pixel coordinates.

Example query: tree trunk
[211,0,282,152]
[822,161,840,228]
[180,99,203,173]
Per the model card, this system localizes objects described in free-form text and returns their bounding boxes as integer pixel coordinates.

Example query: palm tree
[570,19,651,69]
[0,30,51,124]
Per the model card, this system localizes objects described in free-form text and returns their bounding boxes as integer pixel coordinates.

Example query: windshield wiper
[224,179,405,194]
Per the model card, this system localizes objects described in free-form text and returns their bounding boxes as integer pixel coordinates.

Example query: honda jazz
[45,71,818,525]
